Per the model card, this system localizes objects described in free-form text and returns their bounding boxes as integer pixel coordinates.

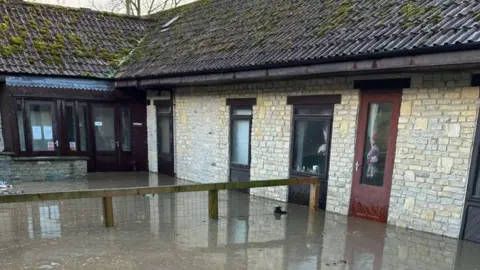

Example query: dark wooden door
[229,106,253,193]
[156,105,174,176]
[91,104,133,171]
[461,108,480,243]
[349,91,401,223]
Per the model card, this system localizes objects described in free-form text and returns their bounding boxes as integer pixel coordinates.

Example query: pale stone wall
[389,73,479,237]
[145,71,480,238]
[146,103,158,173]
[172,78,357,202]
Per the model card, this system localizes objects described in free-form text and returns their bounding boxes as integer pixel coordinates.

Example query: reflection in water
[1,174,480,268]
[39,203,61,238]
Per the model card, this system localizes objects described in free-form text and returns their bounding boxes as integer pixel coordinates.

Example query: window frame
[289,104,334,178]
[15,98,91,157]
[229,105,253,169]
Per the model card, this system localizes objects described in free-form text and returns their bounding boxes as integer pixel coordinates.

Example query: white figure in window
[317,126,328,155]
[366,132,379,179]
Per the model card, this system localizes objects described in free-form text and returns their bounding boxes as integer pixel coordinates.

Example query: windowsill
[13,156,90,161]
[290,170,326,179]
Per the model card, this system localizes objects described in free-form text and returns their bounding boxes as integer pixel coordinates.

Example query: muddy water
[0,173,479,269]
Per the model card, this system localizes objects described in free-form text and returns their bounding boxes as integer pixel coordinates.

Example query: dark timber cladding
[0,84,148,172]
[461,105,480,243]
[472,74,480,86]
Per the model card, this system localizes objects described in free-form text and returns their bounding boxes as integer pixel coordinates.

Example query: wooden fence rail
[0,178,320,228]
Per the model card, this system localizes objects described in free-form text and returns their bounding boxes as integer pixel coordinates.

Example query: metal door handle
[355,161,360,171]
[54,140,59,147]
[115,141,120,147]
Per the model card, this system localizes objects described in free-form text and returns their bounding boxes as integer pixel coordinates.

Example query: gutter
[115,49,480,88]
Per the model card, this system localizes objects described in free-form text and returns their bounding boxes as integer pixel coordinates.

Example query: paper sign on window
[94,121,103,127]
[69,142,77,151]
[43,126,53,140]
[47,141,55,151]
[32,126,42,140]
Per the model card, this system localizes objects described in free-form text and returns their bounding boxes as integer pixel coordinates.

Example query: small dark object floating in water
[274,206,287,214]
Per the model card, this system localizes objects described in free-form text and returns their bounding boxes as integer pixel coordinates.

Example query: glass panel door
[349,92,401,223]
[26,101,58,154]
[231,119,250,165]
[156,105,174,176]
[93,106,116,152]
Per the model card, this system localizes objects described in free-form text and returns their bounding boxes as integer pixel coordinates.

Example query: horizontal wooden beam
[0,178,318,204]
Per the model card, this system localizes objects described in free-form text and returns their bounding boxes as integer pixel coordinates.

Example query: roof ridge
[0,0,149,21]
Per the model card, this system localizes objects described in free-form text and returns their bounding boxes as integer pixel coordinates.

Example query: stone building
[2,0,480,242]
[114,0,480,241]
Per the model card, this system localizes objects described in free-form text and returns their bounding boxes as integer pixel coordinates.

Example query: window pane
[157,115,170,154]
[65,103,77,151]
[474,172,480,197]
[233,108,252,116]
[360,103,393,187]
[157,106,171,114]
[120,108,131,152]
[231,119,250,165]
[17,102,26,151]
[78,104,89,151]
[29,103,55,152]
[295,107,332,116]
[93,107,116,151]
[292,120,329,175]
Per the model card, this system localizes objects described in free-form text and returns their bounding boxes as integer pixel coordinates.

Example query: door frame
[154,99,175,176]
[227,98,256,191]
[460,107,480,241]
[349,90,402,223]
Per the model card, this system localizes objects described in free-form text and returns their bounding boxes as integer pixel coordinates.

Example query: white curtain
[318,124,328,155]
[366,104,380,179]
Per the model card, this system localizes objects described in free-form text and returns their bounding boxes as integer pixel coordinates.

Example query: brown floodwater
[0,172,479,269]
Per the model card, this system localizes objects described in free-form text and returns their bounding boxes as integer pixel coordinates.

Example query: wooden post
[103,197,114,227]
[309,182,320,213]
[208,190,218,220]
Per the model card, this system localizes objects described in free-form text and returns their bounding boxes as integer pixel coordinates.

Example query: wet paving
[0,172,480,269]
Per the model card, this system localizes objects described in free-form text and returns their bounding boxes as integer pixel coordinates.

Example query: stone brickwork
[172,78,357,202]
[144,71,480,238]
[389,86,479,238]
[0,156,87,181]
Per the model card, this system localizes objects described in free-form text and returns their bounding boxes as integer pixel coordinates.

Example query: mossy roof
[116,0,480,79]
[0,0,150,78]
[1,0,480,80]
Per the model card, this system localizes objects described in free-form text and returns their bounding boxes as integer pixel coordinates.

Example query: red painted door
[349,91,401,223]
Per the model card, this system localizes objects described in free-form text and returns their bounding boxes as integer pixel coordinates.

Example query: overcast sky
[28,0,195,14]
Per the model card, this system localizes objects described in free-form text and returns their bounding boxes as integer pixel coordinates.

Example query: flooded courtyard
[0,173,479,269]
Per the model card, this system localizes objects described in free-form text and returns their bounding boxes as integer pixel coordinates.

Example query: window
[291,105,333,176]
[120,108,131,152]
[78,103,89,152]
[26,101,57,153]
[16,101,26,151]
[157,106,172,155]
[65,102,77,151]
[16,99,90,156]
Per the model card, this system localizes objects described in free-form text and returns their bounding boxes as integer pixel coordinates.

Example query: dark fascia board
[126,49,480,88]
[226,98,257,106]
[354,78,411,90]
[287,94,341,105]
[472,74,480,87]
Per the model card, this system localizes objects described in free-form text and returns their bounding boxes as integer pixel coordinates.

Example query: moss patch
[317,0,355,36]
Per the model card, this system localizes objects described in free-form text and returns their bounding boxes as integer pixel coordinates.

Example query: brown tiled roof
[0,0,150,78]
[116,0,480,79]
